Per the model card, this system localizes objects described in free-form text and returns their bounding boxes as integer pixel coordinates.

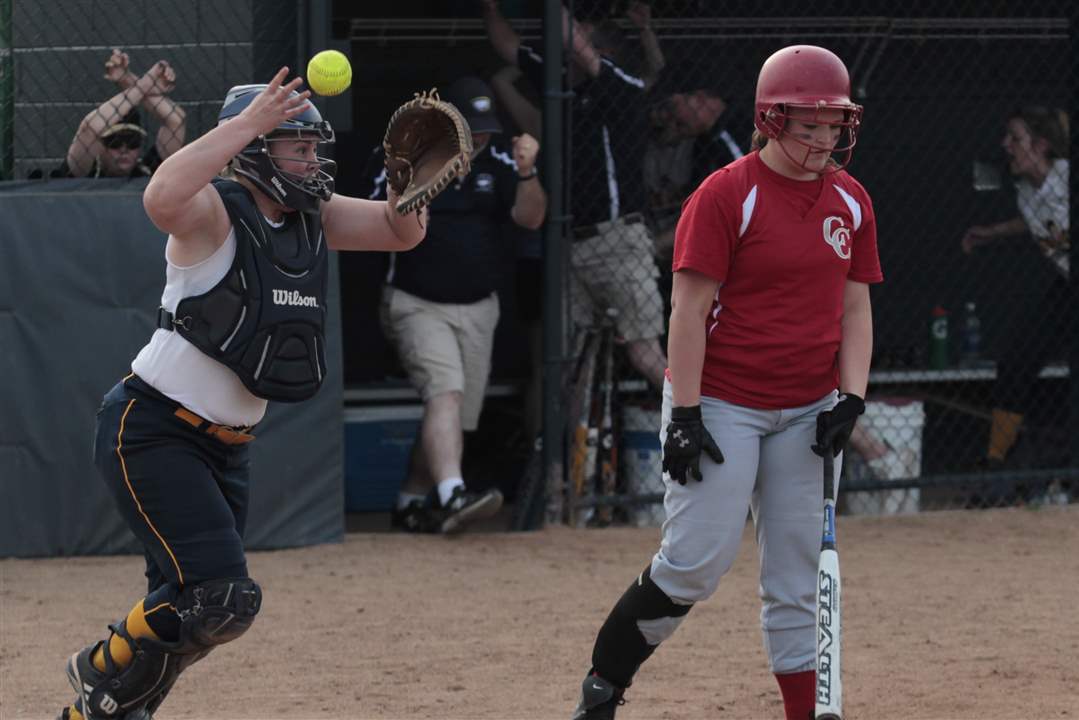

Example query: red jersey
[672,151,883,409]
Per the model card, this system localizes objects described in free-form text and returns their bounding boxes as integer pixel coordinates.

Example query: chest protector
[160,179,328,402]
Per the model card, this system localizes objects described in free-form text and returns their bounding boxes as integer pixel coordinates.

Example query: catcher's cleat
[60,687,155,720]
[65,642,155,720]
[66,644,109,718]
[391,498,441,534]
[572,672,625,720]
[439,487,503,534]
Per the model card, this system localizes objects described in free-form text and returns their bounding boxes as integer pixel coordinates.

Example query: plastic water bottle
[959,302,982,368]
[928,306,949,370]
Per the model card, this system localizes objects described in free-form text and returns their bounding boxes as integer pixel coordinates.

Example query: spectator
[61,49,186,178]
[665,82,746,188]
[482,0,668,390]
[960,106,1070,468]
[645,74,747,259]
[361,76,548,534]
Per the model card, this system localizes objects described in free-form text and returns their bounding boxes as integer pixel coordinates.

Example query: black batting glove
[812,393,866,458]
[662,405,724,485]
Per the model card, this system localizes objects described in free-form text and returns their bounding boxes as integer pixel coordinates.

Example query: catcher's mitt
[383,88,473,215]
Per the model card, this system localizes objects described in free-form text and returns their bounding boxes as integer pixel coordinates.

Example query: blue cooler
[344,405,423,512]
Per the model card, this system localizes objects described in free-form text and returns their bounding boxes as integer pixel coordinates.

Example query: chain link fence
[3,0,298,181]
[5,1,1073,524]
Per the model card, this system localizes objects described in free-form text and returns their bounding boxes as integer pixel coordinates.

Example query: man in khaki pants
[363,76,547,533]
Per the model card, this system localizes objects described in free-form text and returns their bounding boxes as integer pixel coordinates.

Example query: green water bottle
[928,305,950,369]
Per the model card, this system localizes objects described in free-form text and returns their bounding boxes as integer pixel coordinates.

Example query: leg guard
[68,578,261,718]
[592,565,692,688]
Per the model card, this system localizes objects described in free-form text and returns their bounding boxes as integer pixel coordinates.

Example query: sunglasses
[103,135,142,150]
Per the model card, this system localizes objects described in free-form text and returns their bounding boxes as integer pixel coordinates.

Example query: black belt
[572,212,644,241]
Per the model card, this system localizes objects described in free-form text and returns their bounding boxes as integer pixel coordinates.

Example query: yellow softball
[306,50,352,97]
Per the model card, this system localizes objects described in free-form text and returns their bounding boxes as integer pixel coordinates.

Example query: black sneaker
[439,487,503,534]
[571,672,625,719]
[390,499,440,533]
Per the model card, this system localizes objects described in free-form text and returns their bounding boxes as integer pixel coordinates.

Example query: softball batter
[58,69,430,720]
[572,45,883,720]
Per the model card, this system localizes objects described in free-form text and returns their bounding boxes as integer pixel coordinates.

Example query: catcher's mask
[754,45,863,173]
[218,84,337,213]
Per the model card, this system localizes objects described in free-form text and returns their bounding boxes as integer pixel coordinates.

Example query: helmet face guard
[219,84,338,212]
[754,45,864,173]
[234,127,337,214]
[758,101,863,173]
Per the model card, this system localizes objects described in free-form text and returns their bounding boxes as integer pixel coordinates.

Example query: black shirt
[690,111,747,188]
[518,45,647,227]
[360,141,520,304]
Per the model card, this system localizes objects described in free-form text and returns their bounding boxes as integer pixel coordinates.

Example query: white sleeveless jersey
[131,227,269,426]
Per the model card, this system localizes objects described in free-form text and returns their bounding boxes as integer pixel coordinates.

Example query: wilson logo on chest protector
[823,216,852,260]
[272,289,318,308]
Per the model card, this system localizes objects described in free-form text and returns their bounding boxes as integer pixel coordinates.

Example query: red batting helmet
[754,45,863,171]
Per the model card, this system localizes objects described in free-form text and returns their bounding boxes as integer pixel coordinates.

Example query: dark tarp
[0,178,344,557]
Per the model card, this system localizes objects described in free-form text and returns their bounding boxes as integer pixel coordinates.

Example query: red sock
[775,670,815,720]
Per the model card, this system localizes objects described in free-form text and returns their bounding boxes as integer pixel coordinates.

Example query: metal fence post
[0,0,12,181]
[540,0,566,529]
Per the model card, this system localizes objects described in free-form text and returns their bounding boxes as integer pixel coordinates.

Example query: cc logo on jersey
[823,216,852,260]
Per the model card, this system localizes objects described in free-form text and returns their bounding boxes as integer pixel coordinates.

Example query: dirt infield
[2,506,1077,720]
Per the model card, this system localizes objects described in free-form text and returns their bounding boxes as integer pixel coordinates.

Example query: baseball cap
[443,76,503,135]
[101,109,148,146]
[101,123,147,141]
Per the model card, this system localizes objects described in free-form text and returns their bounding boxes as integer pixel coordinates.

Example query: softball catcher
[58,67,467,719]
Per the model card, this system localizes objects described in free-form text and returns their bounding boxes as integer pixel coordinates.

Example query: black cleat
[439,487,503,534]
[64,644,154,720]
[571,672,625,720]
[390,498,441,533]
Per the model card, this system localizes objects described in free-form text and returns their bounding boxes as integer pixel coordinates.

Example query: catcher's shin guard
[68,578,261,718]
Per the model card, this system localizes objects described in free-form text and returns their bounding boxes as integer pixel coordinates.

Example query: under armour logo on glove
[812,392,866,458]
[662,405,724,484]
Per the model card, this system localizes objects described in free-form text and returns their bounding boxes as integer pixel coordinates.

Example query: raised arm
[509,133,547,229]
[489,65,542,139]
[627,1,666,90]
[563,5,602,78]
[107,51,186,158]
[480,0,521,65]
[142,68,310,246]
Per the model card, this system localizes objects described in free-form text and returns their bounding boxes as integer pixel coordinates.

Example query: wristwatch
[517,167,538,181]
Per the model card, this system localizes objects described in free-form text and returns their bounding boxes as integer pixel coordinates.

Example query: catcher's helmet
[754,45,862,171]
[218,84,336,213]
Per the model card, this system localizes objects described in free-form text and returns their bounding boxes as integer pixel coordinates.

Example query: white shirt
[1016,159,1070,277]
[1016,158,1069,239]
[131,227,268,426]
